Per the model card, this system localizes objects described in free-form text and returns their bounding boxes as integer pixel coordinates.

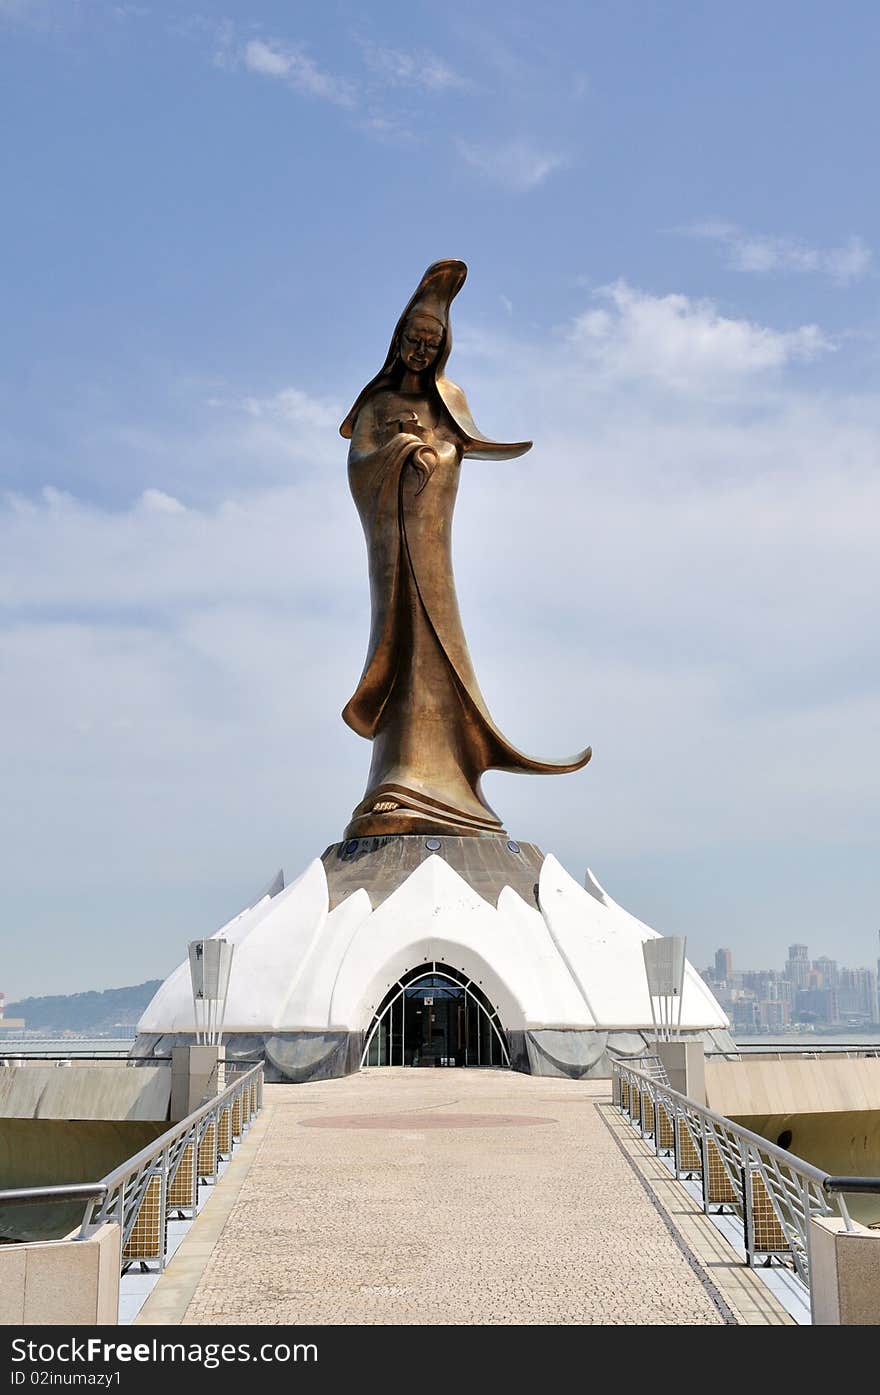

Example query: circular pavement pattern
[300,1112,556,1130]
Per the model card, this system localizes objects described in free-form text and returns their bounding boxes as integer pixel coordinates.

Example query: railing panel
[123,1175,164,1264]
[166,1142,197,1214]
[656,1102,675,1154]
[218,1106,232,1157]
[198,1119,218,1181]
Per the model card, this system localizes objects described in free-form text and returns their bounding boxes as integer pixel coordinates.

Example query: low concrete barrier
[0,1222,120,1325]
[706,1057,880,1116]
[810,1216,880,1325]
[0,1065,171,1121]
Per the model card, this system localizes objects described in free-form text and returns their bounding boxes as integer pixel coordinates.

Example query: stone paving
[139,1069,748,1326]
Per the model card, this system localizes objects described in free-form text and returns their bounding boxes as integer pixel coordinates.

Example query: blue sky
[1,0,879,997]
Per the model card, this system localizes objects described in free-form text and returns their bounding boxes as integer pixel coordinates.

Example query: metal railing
[734,1043,880,1059]
[611,1058,880,1292]
[0,1062,263,1273]
[0,1051,135,1062]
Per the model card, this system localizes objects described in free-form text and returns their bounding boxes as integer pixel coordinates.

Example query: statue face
[400,314,443,374]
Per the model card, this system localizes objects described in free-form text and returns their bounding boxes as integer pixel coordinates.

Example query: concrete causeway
[136,1070,792,1326]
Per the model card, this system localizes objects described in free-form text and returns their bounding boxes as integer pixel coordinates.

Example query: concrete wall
[0,1223,120,1326]
[705,1057,880,1116]
[0,1065,171,1121]
[0,1119,169,1242]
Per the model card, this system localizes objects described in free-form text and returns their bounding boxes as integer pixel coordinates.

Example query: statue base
[135,834,733,1083]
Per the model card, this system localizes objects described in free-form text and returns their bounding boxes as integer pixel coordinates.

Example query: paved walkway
[136,1070,790,1326]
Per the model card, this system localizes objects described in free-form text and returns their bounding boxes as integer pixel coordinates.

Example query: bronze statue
[341,259,590,839]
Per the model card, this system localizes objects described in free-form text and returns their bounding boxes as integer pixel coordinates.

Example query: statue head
[340,261,465,438]
[399,312,444,374]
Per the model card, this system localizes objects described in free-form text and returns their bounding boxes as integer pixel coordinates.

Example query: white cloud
[244,38,290,79]
[244,38,356,107]
[682,222,873,285]
[568,280,832,390]
[457,138,567,192]
[824,236,873,284]
[40,484,74,509]
[139,488,185,515]
[237,385,341,431]
[358,39,468,92]
[215,34,357,107]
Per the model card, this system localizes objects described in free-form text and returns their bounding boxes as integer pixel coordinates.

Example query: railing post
[742,1147,756,1266]
[700,1122,711,1214]
[803,1176,814,1290]
[158,1148,169,1271]
[79,1195,97,1240]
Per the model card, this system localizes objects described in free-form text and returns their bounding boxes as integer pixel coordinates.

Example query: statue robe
[342,381,590,837]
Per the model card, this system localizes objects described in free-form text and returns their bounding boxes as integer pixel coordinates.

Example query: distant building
[730,997,758,1032]
[698,941,879,1033]
[785,944,811,991]
[0,990,25,1031]
[836,967,879,1024]
[812,957,839,1020]
[757,998,790,1031]
[795,987,835,1023]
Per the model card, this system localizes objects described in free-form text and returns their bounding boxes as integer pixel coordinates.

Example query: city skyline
[702,933,880,1032]
[2,3,879,996]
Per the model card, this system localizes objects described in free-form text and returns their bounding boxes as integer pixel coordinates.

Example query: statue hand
[409,444,438,495]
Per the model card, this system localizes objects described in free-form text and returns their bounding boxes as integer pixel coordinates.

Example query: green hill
[3,981,162,1036]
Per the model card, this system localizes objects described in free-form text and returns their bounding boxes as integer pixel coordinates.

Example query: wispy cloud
[213,27,357,108]
[359,112,419,145]
[242,37,356,107]
[457,138,567,192]
[357,38,469,92]
[681,222,872,285]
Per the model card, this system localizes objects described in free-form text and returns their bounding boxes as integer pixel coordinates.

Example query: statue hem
[345,782,506,839]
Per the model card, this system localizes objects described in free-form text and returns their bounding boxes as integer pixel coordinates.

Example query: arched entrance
[362,963,510,1069]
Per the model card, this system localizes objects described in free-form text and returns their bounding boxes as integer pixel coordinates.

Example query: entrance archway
[361,963,510,1069]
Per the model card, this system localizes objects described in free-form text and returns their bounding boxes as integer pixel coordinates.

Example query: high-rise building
[785,944,811,990]
[714,948,733,982]
[812,957,839,1020]
[837,967,879,1023]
